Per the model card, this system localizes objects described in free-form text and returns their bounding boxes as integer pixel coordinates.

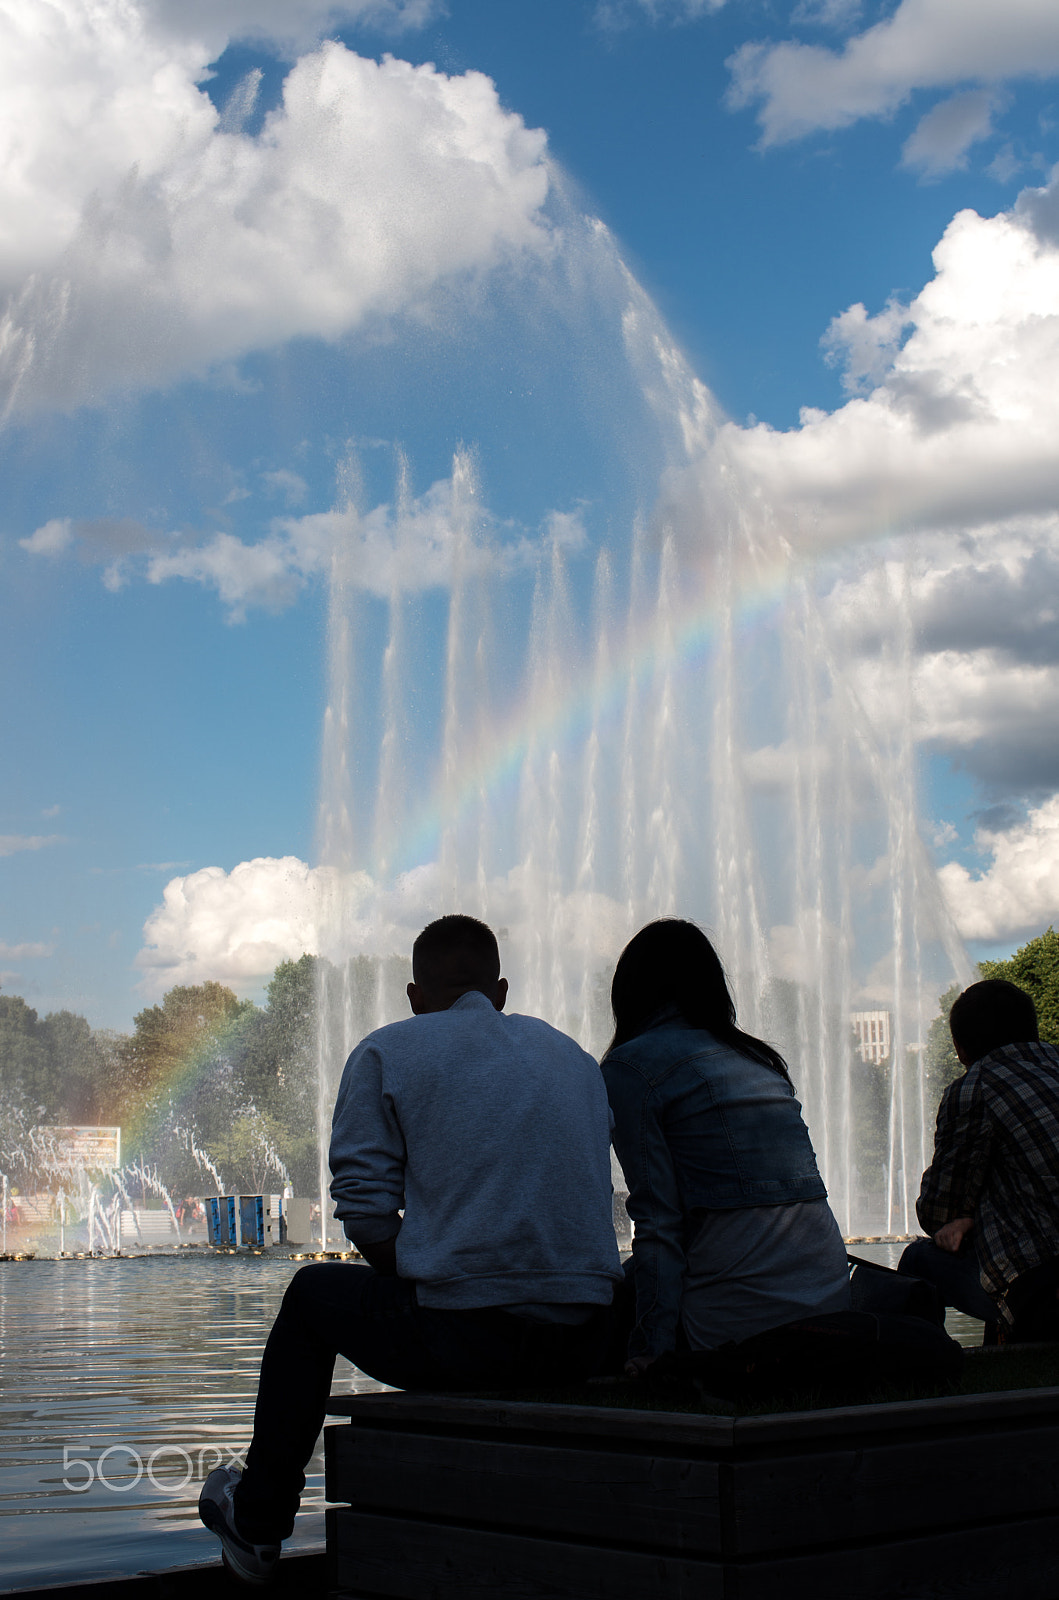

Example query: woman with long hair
[602,918,849,1367]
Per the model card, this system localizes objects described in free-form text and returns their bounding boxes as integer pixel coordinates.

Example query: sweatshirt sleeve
[328,1039,406,1246]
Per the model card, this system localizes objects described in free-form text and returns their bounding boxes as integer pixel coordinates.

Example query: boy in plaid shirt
[900,979,1059,1338]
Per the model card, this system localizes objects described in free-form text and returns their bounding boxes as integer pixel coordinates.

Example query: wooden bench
[324,1384,1059,1599]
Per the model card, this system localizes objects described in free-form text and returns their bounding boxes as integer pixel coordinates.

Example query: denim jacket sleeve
[603,1053,687,1358]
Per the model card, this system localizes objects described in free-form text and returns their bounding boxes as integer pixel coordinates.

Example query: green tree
[924,983,964,1108]
[0,995,52,1117]
[39,1011,120,1123]
[236,955,321,1193]
[980,927,1059,1048]
[111,981,256,1154]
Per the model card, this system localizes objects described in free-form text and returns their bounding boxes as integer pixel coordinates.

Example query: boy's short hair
[949,979,1039,1065]
[412,915,500,989]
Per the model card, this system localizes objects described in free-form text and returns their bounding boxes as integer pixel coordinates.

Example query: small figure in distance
[900,978,1059,1343]
[601,918,850,1374]
[198,914,623,1586]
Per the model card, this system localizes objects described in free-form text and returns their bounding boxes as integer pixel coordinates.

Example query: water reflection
[0,1255,382,1591]
[0,1245,985,1591]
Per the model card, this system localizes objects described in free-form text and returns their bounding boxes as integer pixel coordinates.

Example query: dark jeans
[234,1263,610,1541]
[897,1237,997,1322]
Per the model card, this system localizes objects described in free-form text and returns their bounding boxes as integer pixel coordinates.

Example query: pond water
[0,1245,983,1593]
[0,1254,383,1593]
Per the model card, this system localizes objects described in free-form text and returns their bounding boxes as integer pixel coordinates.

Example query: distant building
[851,1010,891,1065]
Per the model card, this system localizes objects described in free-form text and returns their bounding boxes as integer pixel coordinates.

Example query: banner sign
[39,1126,121,1170]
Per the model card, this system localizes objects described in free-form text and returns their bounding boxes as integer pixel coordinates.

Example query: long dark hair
[606,918,791,1082]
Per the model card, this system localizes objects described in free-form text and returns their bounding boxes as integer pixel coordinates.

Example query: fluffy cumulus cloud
[0,0,551,416]
[21,471,586,617]
[823,523,1059,792]
[938,796,1059,941]
[136,856,325,991]
[671,163,1059,949]
[135,854,631,998]
[703,168,1059,556]
[728,0,1059,147]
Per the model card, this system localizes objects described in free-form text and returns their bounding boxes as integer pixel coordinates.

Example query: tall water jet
[310,222,969,1240]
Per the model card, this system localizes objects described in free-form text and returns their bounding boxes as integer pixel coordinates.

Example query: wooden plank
[730,1423,1059,1554]
[731,1510,1059,1600]
[732,1385,1059,1446]
[326,1425,722,1554]
[328,1508,724,1600]
[326,1391,736,1451]
[328,1383,1059,1456]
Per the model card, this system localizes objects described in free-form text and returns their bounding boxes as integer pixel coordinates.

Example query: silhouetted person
[901,979,1059,1340]
[602,918,849,1370]
[198,914,621,1584]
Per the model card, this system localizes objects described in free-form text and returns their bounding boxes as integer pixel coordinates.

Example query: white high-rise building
[851,1010,891,1066]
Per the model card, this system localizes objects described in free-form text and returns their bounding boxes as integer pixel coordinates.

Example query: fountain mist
[311,230,970,1242]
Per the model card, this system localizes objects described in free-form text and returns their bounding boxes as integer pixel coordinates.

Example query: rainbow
[387,555,791,878]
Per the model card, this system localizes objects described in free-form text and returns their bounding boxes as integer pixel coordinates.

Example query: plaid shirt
[918,1040,1059,1326]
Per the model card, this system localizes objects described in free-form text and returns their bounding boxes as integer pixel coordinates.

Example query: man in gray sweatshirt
[199,915,622,1585]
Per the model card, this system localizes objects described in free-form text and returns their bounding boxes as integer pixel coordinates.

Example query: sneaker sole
[199,1497,276,1587]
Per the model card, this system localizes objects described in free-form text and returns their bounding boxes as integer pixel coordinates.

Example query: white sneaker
[198,1465,280,1586]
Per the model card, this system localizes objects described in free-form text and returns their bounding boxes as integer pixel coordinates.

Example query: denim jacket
[602,1017,827,1356]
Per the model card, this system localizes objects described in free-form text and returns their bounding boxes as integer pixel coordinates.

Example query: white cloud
[595,0,724,27]
[261,469,309,506]
[19,519,74,556]
[135,854,632,999]
[0,835,63,856]
[823,523,1059,790]
[901,90,998,179]
[136,856,327,991]
[696,170,1059,558]
[938,794,1059,940]
[146,1,441,58]
[26,470,585,616]
[791,0,862,26]
[0,3,550,416]
[727,0,1059,147]
[768,914,841,986]
[821,297,911,395]
[0,941,54,959]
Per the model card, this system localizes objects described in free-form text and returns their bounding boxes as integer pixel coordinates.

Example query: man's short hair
[949,979,1039,1064]
[412,915,501,990]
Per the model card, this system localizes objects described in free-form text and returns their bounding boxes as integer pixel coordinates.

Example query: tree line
[2,928,1058,1201]
[0,955,321,1199]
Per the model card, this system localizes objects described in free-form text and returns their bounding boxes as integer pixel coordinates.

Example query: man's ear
[407,980,424,1015]
[493,977,508,1012]
[953,1038,972,1068]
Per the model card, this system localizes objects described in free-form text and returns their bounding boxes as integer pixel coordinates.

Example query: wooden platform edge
[326,1381,1059,1449]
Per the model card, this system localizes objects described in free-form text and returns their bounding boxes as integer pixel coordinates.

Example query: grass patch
[468,1345,1059,1418]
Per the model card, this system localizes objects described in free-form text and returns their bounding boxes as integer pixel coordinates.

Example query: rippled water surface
[0,1245,985,1592]
[0,1254,382,1592]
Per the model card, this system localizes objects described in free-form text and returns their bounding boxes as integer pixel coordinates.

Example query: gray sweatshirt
[329,990,623,1310]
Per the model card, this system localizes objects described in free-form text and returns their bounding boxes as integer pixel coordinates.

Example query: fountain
[309,218,970,1243]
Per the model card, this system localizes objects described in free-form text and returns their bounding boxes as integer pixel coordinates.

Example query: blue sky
[3,0,1059,1030]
